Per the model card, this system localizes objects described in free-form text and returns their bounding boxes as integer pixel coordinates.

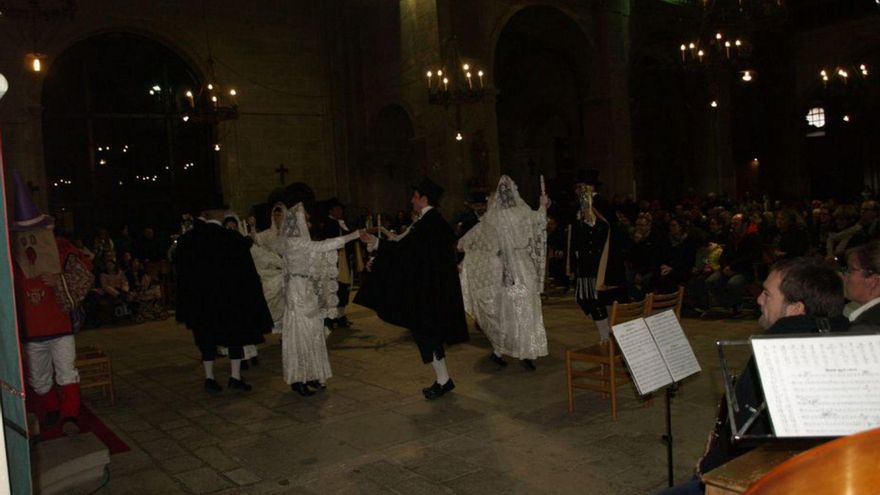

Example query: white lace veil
[482,175,547,291]
[281,202,340,318]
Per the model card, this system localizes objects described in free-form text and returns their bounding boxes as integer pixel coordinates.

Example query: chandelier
[676,0,786,81]
[425,36,487,141]
[178,56,239,123]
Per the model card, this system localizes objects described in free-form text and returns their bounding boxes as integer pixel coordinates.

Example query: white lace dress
[458,176,548,360]
[252,229,285,333]
[279,205,359,385]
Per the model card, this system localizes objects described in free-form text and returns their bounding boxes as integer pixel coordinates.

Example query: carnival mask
[12,228,61,279]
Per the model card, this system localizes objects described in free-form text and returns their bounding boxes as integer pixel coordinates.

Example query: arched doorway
[494,6,591,204]
[358,105,422,216]
[42,33,218,238]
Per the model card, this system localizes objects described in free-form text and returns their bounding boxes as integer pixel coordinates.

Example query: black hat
[466,191,488,206]
[412,177,444,204]
[325,197,345,210]
[575,169,602,186]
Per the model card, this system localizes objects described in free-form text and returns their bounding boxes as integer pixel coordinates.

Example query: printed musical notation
[751,335,880,437]
[612,310,701,395]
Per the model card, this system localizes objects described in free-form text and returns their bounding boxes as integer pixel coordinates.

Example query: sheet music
[612,319,673,395]
[645,310,701,382]
[751,334,880,437]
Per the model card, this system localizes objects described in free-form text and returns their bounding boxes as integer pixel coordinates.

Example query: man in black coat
[319,198,356,329]
[356,178,469,400]
[176,202,274,393]
[656,257,849,495]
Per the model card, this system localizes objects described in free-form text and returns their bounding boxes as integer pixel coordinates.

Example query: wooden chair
[649,286,685,317]
[76,346,115,405]
[566,294,653,420]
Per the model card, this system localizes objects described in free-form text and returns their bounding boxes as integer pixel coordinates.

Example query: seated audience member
[627,212,666,300]
[92,228,115,265]
[844,240,880,332]
[826,205,860,264]
[848,200,880,248]
[770,209,809,261]
[655,257,849,495]
[97,256,133,321]
[685,233,722,312]
[657,217,697,293]
[134,226,166,262]
[706,213,761,314]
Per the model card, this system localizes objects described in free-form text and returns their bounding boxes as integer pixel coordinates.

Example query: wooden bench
[75,346,114,405]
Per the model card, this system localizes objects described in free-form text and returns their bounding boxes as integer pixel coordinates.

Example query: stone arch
[493,5,593,205]
[41,32,218,236]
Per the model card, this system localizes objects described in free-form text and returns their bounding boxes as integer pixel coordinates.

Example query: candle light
[466,72,472,89]
[442,77,449,91]
[698,49,704,63]
[185,90,194,108]
[426,70,433,89]
[724,41,731,58]
[377,213,382,229]
[228,88,237,105]
[477,70,484,88]
[462,63,469,72]
[680,44,686,61]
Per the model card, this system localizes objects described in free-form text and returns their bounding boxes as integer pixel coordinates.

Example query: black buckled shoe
[228,377,252,391]
[292,382,315,396]
[205,379,223,394]
[522,359,536,371]
[423,379,455,400]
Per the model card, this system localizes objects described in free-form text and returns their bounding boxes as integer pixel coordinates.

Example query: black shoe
[423,379,455,400]
[490,353,508,367]
[240,360,250,371]
[227,377,252,391]
[292,382,315,396]
[204,378,222,394]
[306,380,326,391]
[522,359,536,371]
[250,357,259,367]
[335,317,352,328]
[323,318,336,330]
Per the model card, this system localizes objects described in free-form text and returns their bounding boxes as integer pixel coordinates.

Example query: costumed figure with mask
[569,170,613,341]
[458,175,550,369]
[10,171,93,435]
[278,203,361,396]
[175,199,273,394]
[356,178,469,400]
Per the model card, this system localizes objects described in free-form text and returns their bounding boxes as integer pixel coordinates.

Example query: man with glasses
[844,240,880,332]
[850,200,880,247]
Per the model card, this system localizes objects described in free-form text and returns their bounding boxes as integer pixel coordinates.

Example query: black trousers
[336,282,351,319]
[198,343,243,361]
[412,331,445,364]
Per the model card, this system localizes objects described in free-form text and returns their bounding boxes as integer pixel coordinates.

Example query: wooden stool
[75,346,115,405]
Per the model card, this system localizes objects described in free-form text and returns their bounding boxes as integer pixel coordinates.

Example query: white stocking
[431,356,450,385]
[203,361,215,380]
[230,359,242,380]
[595,318,611,341]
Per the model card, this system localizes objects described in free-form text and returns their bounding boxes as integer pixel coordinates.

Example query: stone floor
[74,294,760,495]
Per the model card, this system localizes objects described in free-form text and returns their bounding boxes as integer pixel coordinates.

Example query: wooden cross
[275,163,289,184]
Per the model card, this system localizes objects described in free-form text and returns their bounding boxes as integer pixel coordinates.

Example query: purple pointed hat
[11,171,53,231]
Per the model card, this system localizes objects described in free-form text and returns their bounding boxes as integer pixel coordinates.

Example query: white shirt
[849,296,880,322]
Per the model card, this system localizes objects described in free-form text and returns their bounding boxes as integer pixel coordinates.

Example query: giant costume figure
[458,175,549,368]
[10,172,92,434]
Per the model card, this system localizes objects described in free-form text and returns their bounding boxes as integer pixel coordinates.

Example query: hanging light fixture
[426,36,487,141]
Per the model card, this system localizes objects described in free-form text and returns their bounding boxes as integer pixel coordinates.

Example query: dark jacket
[175,220,272,348]
[719,231,762,276]
[698,314,850,475]
[354,208,468,345]
[849,301,880,333]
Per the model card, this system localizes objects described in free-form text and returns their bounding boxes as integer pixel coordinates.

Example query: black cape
[175,220,273,348]
[355,208,468,346]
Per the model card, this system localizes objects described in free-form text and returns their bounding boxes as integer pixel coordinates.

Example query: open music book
[751,334,880,438]
[612,309,701,395]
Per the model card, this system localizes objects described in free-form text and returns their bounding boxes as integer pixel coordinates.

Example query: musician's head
[844,240,880,305]
[757,257,844,330]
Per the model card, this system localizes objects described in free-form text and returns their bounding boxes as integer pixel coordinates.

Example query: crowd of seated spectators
[541,192,880,317]
[69,225,170,327]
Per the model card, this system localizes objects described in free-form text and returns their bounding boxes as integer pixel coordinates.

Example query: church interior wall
[0,0,343,227]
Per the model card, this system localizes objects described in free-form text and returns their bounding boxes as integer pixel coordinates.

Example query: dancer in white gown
[458,175,550,369]
[251,203,287,332]
[278,203,361,396]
